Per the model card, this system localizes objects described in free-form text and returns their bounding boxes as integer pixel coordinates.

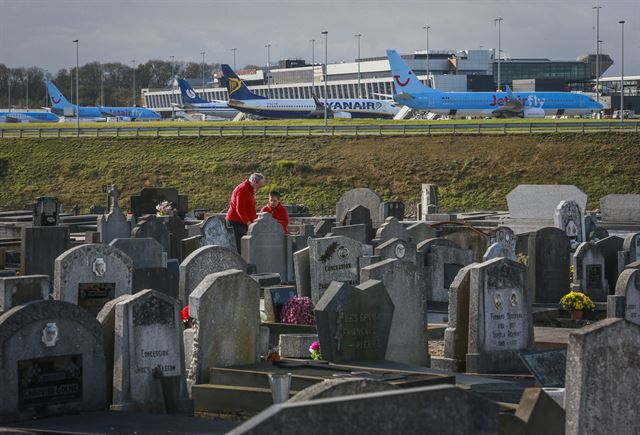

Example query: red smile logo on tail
[393,73,411,87]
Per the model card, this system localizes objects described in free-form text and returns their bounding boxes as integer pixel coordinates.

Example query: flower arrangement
[156,200,174,217]
[309,341,321,360]
[516,253,529,266]
[280,296,315,325]
[560,291,595,312]
[180,305,192,328]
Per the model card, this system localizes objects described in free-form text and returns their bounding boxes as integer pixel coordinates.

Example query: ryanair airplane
[177,78,239,119]
[221,64,399,119]
[386,49,603,118]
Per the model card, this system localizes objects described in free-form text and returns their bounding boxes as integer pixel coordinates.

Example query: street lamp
[355,33,362,98]
[170,55,175,120]
[25,72,28,110]
[231,48,237,70]
[131,59,136,106]
[7,76,10,110]
[309,39,315,97]
[322,31,328,126]
[494,17,503,91]
[618,20,625,123]
[423,25,431,85]
[265,44,271,98]
[200,51,206,94]
[73,39,79,135]
[100,64,104,107]
[593,6,602,103]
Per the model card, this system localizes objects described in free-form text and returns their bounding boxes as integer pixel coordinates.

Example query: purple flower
[280,296,315,325]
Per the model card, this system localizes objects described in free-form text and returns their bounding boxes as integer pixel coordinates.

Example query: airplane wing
[371,92,394,99]
[99,110,117,117]
[394,92,415,101]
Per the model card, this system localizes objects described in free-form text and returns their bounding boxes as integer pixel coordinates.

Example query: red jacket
[261,202,289,234]
[226,180,256,225]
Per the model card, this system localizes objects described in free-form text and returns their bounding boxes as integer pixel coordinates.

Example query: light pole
[355,33,362,98]
[200,51,206,94]
[322,31,328,126]
[494,17,503,91]
[593,6,602,103]
[231,48,237,70]
[265,44,271,98]
[619,20,625,123]
[73,39,79,134]
[100,64,104,107]
[131,59,136,106]
[25,73,28,110]
[309,39,315,97]
[7,76,10,110]
[170,55,175,120]
[423,25,431,85]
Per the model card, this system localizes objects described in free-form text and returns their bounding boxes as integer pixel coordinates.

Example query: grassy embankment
[0,132,638,215]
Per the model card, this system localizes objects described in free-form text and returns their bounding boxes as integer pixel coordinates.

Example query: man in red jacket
[260,191,289,234]
[226,173,266,252]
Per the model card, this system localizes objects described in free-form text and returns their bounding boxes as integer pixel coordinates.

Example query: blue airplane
[0,111,59,123]
[176,78,240,119]
[386,49,603,118]
[220,64,399,119]
[46,81,161,121]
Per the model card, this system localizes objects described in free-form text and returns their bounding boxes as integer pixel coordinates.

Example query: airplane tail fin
[177,78,209,104]
[46,81,73,108]
[386,49,437,95]
[220,64,265,100]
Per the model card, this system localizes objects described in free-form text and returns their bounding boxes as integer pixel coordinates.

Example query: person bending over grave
[261,190,289,234]
[226,173,267,252]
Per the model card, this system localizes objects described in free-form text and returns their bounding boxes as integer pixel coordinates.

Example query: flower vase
[570,310,583,321]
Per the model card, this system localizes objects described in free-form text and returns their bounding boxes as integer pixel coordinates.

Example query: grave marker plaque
[518,348,566,388]
[18,354,83,409]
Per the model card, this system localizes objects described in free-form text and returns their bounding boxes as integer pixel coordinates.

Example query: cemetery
[1,179,640,434]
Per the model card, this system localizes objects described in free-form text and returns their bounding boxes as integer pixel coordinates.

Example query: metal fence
[0,121,638,138]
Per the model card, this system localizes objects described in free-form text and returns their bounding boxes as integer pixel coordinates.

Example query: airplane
[0,111,59,123]
[386,49,603,118]
[176,78,240,119]
[220,64,400,119]
[46,81,161,121]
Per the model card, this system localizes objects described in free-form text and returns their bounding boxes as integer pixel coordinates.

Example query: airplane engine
[522,107,545,118]
[332,111,352,119]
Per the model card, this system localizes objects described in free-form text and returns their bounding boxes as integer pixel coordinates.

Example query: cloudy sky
[1,0,638,76]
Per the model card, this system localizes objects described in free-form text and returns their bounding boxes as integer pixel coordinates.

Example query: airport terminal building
[142,48,613,117]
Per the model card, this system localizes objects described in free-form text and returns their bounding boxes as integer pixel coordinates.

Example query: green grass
[1,133,639,215]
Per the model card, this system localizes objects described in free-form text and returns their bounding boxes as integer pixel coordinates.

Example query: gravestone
[418,238,473,302]
[32,196,60,226]
[181,235,203,259]
[0,275,49,314]
[507,388,566,435]
[200,216,236,251]
[360,259,428,365]
[263,286,297,323]
[335,188,383,227]
[372,217,410,246]
[53,244,133,316]
[131,214,171,254]
[97,185,130,244]
[518,348,567,388]
[111,290,189,413]
[165,215,188,261]
[466,258,534,374]
[293,247,311,298]
[439,225,489,263]
[313,219,334,238]
[618,232,640,274]
[486,226,516,261]
[383,201,405,221]
[130,187,188,219]
[374,238,418,264]
[330,224,368,245]
[594,236,624,292]
[314,280,394,363]
[288,223,314,253]
[0,300,106,423]
[21,226,70,280]
[407,222,437,245]
[242,213,288,281]
[132,267,175,299]
[109,238,166,270]
[565,319,640,435]
[554,200,585,246]
[526,227,571,304]
[431,264,475,372]
[187,270,260,385]
[599,194,640,223]
[572,242,609,302]
[308,236,364,304]
[421,183,439,218]
[342,205,373,243]
[506,184,587,220]
[179,245,247,305]
[607,268,640,324]
[289,378,398,403]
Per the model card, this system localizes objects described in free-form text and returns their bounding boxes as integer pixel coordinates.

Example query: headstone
[335,188,383,227]
[179,245,247,305]
[607,268,640,324]
[289,378,398,403]
[200,216,236,251]
[554,200,585,245]
[330,224,368,245]
[20,226,70,280]
[418,238,473,302]
[571,242,609,302]
[440,225,489,263]
[342,205,373,242]
[181,235,203,259]
[288,223,314,253]
[594,236,624,292]
[32,196,60,226]
[165,215,188,261]
[510,388,566,435]
[241,213,287,281]
[97,185,131,245]
[407,222,437,245]
[374,238,418,264]
[109,238,166,270]
[313,219,334,238]
[526,227,571,304]
[0,275,49,314]
[486,226,516,261]
[53,244,133,316]
[466,258,534,374]
[263,286,297,323]
[187,270,260,385]
[623,232,640,263]
[518,348,567,388]
[130,187,188,219]
[360,259,428,365]
[111,289,189,413]
[383,201,405,221]
[372,217,410,245]
[506,184,587,220]
[131,214,171,254]
[565,318,640,435]
[599,194,640,223]
[308,236,364,304]
[229,385,499,435]
[278,333,317,358]
[0,300,106,422]
[314,280,394,363]
[293,247,311,298]
[132,267,175,299]
[421,183,439,218]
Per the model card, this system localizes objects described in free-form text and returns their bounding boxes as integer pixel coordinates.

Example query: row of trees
[0,60,230,109]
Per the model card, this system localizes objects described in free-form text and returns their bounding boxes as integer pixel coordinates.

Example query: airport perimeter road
[0,121,638,138]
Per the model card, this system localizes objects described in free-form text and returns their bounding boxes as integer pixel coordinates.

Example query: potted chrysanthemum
[560,291,595,320]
